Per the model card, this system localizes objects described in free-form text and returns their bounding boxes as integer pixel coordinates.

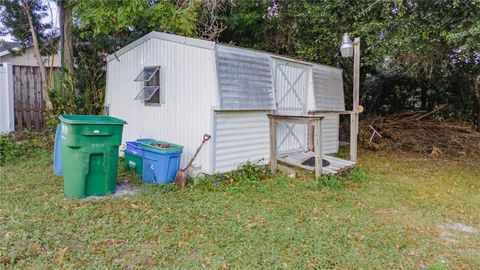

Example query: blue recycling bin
[124,139,156,175]
[140,141,183,184]
[126,138,156,155]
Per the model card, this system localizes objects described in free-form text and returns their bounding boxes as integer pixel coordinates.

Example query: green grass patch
[1,148,479,269]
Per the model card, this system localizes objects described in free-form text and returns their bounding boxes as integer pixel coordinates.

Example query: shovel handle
[183,133,212,170]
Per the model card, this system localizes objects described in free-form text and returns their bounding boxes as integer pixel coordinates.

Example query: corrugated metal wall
[312,66,345,111]
[310,65,344,154]
[273,60,309,153]
[216,45,275,110]
[213,111,270,173]
[106,38,218,173]
[319,115,339,153]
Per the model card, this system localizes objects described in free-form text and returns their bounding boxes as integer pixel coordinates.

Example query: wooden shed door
[274,60,310,154]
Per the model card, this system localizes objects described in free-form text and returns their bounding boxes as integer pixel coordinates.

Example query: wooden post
[269,116,277,173]
[350,37,360,163]
[314,119,323,178]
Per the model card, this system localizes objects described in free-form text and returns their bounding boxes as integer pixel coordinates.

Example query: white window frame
[134,66,161,106]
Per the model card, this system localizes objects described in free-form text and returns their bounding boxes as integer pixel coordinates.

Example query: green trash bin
[124,151,143,175]
[59,115,126,198]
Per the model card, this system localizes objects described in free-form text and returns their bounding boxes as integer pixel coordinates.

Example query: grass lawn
[1,148,479,269]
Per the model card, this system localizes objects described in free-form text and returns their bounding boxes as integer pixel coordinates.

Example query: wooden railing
[268,114,325,178]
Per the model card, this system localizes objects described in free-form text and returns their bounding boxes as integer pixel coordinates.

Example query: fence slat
[24,100,32,129]
[15,100,23,130]
[13,67,22,129]
[12,65,58,131]
[34,68,43,128]
[33,100,40,130]
[19,67,27,129]
[26,67,35,129]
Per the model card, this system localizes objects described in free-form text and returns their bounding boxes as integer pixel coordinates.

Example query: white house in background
[0,40,61,67]
[105,31,346,175]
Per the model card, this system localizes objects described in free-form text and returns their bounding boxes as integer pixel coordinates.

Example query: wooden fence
[13,66,49,131]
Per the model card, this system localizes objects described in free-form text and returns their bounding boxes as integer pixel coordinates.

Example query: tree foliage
[0,0,57,54]
[74,0,198,38]
[47,0,200,116]
[2,0,479,129]
[215,0,479,128]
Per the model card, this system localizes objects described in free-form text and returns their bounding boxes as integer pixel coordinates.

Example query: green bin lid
[140,141,183,153]
[59,114,127,125]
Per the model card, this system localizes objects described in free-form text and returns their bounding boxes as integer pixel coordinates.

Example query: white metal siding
[216,45,275,110]
[309,64,344,154]
[312,66,345,111]
[106,38,217,173]
[321,115,339,154]
[214,111,270,173]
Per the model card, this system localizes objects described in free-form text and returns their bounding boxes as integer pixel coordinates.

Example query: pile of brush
[359,105,480,158]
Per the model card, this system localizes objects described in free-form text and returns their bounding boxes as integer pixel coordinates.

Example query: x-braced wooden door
[273,59,310,154]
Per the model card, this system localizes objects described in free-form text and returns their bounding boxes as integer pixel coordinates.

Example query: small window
[134,66,161,105]
[134,86,160,101]
[134,67,159,81]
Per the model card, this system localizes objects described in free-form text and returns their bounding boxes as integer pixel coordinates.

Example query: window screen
[134,86,160,101]
[134,66,161,105]
[134,67,159,82]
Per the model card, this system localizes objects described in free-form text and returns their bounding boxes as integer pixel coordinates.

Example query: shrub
[315,174,345,191]
[227,161,268,186]
[0,134,21,165]
[0,132,51,165]
[349,166,367,182]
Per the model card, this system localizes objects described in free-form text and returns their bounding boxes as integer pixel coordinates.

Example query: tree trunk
[63,2,74,78]
[22,1,53,110]
[59,0,75,96]
[472,74,480,132]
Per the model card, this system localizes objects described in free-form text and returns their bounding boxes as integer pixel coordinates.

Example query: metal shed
[105,31,350,175]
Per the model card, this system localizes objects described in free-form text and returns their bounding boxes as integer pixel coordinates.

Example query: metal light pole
[340,33,360,163]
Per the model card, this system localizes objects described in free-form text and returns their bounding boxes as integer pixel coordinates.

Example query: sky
[1,0,59,42]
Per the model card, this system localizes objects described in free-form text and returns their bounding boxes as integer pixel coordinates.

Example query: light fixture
[340,33,353,58]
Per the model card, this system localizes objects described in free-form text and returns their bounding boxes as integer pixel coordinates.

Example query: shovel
[174,134,211,188]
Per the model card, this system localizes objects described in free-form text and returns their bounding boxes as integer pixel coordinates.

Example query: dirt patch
[84,182,138,200]
[178,252,202,261]
[438,222,479,243]
[114,182,139,197]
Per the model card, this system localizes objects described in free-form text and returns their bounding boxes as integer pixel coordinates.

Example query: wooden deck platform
[277,151,355,175]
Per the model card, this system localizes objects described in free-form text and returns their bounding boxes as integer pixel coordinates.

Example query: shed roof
[106,31,341,72]
[107,31,345,112]
[0,40,20,57]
